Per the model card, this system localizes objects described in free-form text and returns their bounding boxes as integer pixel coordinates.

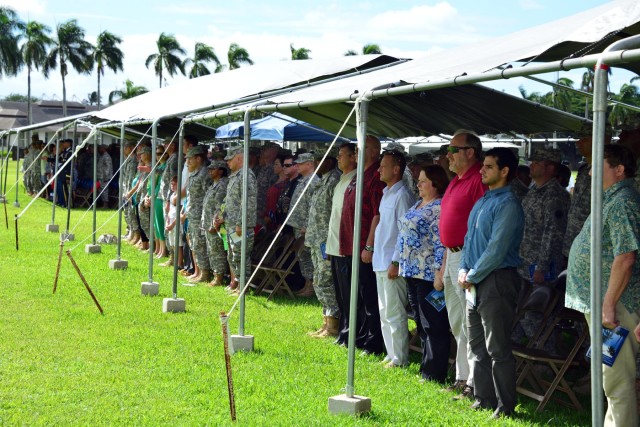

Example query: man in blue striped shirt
[458,147,524,419]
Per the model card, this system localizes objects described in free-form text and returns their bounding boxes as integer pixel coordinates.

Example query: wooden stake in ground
[14,214,18,250]
[219,312,236,421]
[65,250,104,315]
[53,240,65,294]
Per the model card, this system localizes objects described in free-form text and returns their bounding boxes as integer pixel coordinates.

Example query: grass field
[0,160,590,426]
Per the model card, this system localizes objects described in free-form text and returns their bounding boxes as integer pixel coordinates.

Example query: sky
[0,0,635,104]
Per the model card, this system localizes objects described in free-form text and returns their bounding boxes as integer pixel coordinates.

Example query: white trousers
[376,271,409,366]
[443,249,474,386]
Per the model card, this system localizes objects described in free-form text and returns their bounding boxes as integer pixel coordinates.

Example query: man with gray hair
[440,129,487,399]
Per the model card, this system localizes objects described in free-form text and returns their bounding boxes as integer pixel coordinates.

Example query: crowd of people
[23,126,640,424]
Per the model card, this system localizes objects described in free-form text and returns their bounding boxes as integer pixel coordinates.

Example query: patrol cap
[186,145,207,158]
[207,160,228,171]
[383,141,406,153]
[294,153,315,164]
[530,147,562,163]
[138,146,152,155]
[224,145,244,160]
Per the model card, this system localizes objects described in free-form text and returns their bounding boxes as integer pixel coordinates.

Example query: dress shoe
[471,400,493,411]
[491,408,513,419]
[443,380,466,393]
[452,385,474,401]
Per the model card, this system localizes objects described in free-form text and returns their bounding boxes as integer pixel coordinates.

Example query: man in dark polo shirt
[337,135,385,354]
[439,129,487,399]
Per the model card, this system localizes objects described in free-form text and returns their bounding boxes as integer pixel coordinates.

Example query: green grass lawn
[0,160,590,426]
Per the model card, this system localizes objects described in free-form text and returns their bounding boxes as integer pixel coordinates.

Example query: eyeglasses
[447,146,473,154]
[283,164,294,168]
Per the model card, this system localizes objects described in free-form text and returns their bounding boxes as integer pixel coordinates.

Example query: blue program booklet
[586,326,629,367]
[426,289,446,312]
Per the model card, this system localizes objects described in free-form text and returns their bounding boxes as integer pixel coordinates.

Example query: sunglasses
[447,146,473,154]
[283,163,294,168]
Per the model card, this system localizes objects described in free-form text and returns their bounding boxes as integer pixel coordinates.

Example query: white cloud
[0,0,47,15]
[369,3,458,30]
[520,0,544,11]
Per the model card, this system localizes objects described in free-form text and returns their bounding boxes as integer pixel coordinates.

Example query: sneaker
[444,380,466,393]
[452,385,474,401]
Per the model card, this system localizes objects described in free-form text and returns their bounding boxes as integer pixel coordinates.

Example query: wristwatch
[364,245,374,252]
[391,261,399,266]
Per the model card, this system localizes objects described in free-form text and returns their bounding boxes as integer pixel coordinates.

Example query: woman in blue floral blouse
[397,164,451,382]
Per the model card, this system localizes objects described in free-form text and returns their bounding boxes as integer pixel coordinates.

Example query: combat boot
[317,316,339,338]
[308,316,327,337]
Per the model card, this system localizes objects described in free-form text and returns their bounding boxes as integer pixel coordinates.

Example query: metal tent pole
[116,124,126,260]
[64,121,79,239]
[13,131,21,207]
[92,133,98,245]
[238,109,252,336]
[172,127,185,299]
[147,123,158,283]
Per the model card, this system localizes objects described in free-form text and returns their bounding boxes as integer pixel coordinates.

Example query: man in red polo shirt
[337,135,385,354]
[439,130,487,399]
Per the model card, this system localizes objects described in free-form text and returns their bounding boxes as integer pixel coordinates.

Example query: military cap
[207,160,228,171]
[294,153,315,164]
[124,140,136,148]
[383,141,406,153]
[186,145,207,158]
[530,147,562,163]
[138,146,152,155]
[224,145,244,160]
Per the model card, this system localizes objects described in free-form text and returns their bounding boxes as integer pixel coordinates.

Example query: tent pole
[148,121,158,283]
[345,97,369,398]
[116,123,126,260]
[92,133,98,245]
[172,126,185,299]
[65,121,78,235]
[13,130,21,207]
[238,108,251,336]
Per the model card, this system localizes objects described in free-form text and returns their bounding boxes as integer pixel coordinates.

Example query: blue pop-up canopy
[215,112,349,142]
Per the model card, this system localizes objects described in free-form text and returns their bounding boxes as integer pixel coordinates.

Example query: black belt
[447,245,463,253]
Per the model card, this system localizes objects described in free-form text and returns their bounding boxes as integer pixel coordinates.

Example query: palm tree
[0,6,23,77]
[145,32,186,88]
[552,77,574,112]
[183,42,220,78]
[109,79,148,104]
[45,19,94,117]
[92,30,124,110]
[227,43,253,70]
[344,49,358,56]
[18,20,52,128]
[362,43,382,55]
[290,43,311,60]
[86,91,100,105]
[609,83,640,127]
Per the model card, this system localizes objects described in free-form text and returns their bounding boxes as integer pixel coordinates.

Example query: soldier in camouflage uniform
[255,142,279,226]
[214,145,257,291]
[305,153,341,337]
[515,147,570,345]
[121,141,140,242]
[287,153,320,296]
[202,160,229,286]
[185,145,212,283]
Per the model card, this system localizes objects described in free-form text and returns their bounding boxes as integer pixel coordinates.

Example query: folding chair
[73,187,93,208]
[512,284,560,349]
[513,307,589,412]
[249,232,295,295]
[258,236,305,301]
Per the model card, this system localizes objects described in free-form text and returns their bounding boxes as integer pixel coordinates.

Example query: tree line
[0,6,383,120]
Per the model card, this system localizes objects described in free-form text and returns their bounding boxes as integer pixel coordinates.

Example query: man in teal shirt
[565,144,640,427]
[458,147,524,419]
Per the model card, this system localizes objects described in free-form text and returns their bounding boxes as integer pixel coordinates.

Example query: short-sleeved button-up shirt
[565,179,640,313]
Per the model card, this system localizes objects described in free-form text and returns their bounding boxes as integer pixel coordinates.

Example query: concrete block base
[45,224,59,232]
[163,298,185,313]
[12,201,19,207]
[230,335,254,354]
[328,394,371,415]
[108,259,128,270]
[60,232,75,241]
[141,281,159,296]
[85,244,101,254]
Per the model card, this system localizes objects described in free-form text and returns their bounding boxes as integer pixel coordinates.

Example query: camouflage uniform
[121,153,139,233]
[224,165,257,281]
[97,151,113,203]
[136,171,151,238]
[305,168,341,317]
[510,178,530,202]
[256,164,278,225]
[186,165,212,271]
[562,163,590,257]
[518,178,571,282]
[161,152,179,201]
[288,171,320,280]
[202,175,229,275]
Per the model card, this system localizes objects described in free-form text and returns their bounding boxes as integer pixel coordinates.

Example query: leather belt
[447,245,463,253]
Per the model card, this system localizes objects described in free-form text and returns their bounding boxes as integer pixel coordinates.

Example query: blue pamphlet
[426,289,446,312]
[586,326,629,367]
[320,242,327,260]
